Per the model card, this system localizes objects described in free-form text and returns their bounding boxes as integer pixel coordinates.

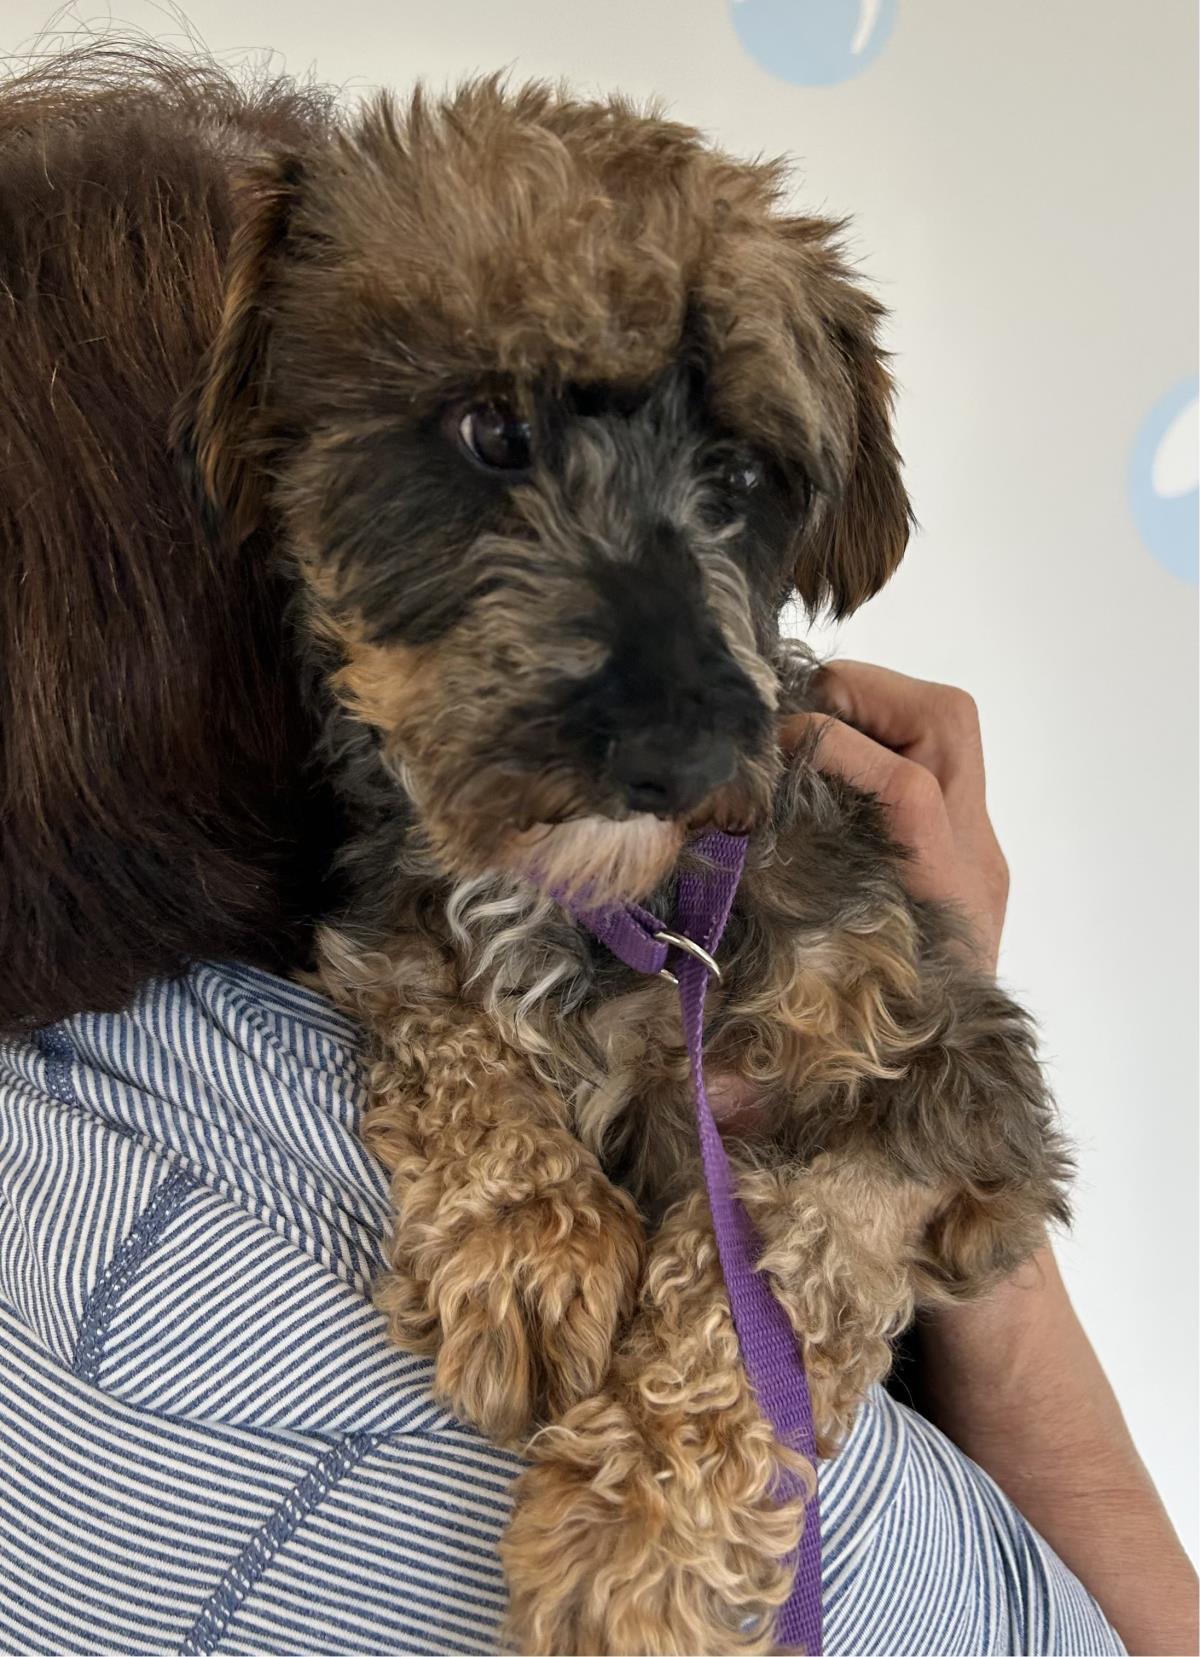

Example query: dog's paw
[380,1164,644,1445]
[501,1390,809,1655]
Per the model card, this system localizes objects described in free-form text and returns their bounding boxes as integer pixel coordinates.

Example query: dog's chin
[501,813,686,905]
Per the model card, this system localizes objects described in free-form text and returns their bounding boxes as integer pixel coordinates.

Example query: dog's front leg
[320,934,644,1446]
[366,1009,644,1444]
[502,1187,811,1656]
[736,1153,945,1455]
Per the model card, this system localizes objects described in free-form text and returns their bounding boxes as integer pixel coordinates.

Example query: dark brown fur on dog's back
[0,51,334,1030]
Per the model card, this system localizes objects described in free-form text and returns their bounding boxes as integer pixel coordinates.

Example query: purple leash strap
[562,830,822,1654]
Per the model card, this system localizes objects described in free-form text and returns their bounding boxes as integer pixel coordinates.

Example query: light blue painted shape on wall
[1128,377,1198,585]
[729,0,899,86]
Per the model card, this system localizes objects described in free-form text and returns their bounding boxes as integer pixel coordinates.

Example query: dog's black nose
[609,731,737,817]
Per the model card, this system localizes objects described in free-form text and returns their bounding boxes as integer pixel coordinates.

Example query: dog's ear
[793,296,912,620]
[173,153,303,544]
[704,210,913,619]
[783,220,912,619]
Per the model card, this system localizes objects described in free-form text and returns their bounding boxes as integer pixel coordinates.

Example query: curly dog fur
[0,47,1071,1653]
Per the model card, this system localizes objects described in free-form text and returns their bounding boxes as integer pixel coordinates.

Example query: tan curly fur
[502,1190,813,1656]
[318,929,644,1445]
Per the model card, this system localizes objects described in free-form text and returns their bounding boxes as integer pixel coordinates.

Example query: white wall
[7,0,1197,1562]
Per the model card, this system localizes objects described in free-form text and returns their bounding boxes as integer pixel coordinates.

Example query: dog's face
[182,81,910,901]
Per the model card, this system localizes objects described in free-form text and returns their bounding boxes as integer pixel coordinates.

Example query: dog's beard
[389,746,681,902]
[393,734,773,905]
[501,812,686,905]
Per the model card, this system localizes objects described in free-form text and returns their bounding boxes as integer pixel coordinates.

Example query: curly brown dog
[0,48,1071,1654]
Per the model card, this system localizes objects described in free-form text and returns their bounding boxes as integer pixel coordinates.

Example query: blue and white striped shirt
[0,962,1123,1656]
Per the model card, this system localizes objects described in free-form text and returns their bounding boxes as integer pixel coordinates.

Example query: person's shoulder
[819,1385,1125,1656]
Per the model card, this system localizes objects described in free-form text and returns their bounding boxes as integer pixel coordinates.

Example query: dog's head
[180,80,910,901]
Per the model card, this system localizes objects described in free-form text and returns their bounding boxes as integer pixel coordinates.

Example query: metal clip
[653,929,723,986]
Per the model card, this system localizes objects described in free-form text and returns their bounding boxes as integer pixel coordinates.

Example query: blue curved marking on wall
[729,0,899,86]
[1128,377,1198,584]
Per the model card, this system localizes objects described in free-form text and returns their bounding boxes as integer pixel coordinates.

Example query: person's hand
[780,660,1009,974]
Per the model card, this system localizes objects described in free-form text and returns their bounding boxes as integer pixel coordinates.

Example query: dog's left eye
[456,402,533,472]
[720,454,764,496]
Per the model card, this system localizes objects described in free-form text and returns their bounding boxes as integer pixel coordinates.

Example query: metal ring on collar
[653,930,723,986]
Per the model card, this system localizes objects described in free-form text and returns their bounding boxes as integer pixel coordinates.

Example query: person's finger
[781,712,934,805]
[779,712,958,880]
[812,660,991,828]
[812,660,950,749]
[779,710,1001,962]
[778,711,908,797]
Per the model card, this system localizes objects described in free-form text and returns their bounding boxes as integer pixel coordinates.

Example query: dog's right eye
[455,402,533,473]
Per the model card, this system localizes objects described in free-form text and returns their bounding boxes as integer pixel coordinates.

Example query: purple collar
[559,829,822,1653]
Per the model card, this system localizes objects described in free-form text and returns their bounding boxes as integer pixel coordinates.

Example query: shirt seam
[72,1165,199,1384]
[178,1431,381,1656]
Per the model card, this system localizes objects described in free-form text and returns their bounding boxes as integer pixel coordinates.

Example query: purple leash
[559,830,822,1654]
